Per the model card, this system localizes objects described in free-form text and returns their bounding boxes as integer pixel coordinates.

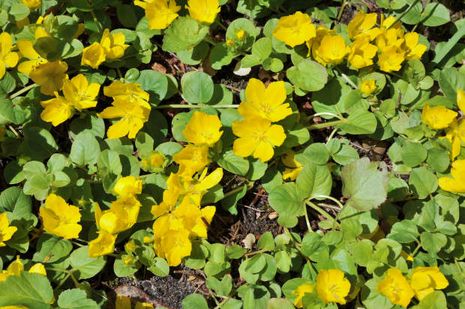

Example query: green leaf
[286,59,328,92]
[296,163,332,199]
[148,257,170,277]
[422,3,450,27]
[409,167,438,199]
[9,2,29,21]
[0,186,32,219]
[401,142,427,167]
[339,111,377,135]
[387,220,419,243]
[57,289,99,309]
[414,291,447,308]
[163,17,209,52]
[341,158,389,211]
[182,294,209,309]
[33,235,73,263]
[268,183,306,227]
[181,71,214,104]
[218,150,250,176]
[136,70,169,101]
[69,246,106,280]
[69,131,101,166]
[0,272,54,308]
[19,127,59,161]
[420,232,447,254]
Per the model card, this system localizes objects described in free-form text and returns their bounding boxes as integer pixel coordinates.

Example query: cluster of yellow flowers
[232,78,292,162]
[421,89,465,193]
[0,256,47,282]
[0,213,17,247]
[150,111,223,266]
[378,267,448,307]
[81,29,129,69]
[89,176,143,257]
[134,0,221,29]
[273,11,427,73]
[292,269,351,307]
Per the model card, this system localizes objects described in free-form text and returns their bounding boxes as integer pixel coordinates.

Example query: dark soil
[107,275,195,309]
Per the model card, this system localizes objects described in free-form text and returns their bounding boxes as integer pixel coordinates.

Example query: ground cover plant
[0,0,464,308]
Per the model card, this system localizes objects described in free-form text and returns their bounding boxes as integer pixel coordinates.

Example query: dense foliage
[0,0,464,308]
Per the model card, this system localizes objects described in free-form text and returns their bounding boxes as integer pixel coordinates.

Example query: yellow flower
[421,104,457,130]
[348,38,378,70]
[62,74,100,110]
[187,0,221,25]
[316,269,351,304]
[99,81,151,139]
[154,224,192,266]
[410,267,448,300]
[313,34,348,66]
[29,263,47,276]
[348,12,380,40]
[238,79,292,122]
[232,117,286,162]
[378,268,415,308]
[0,33,20,79]
[40,93,73,126]
[100,29,128,60]
[16,40,47,75]
[292,283,314,308]
[173,144,210,177]
[22,0,41,9]
[404,32,427,60]
[183,111,223,146]
[89,231,116,257]
[113,176,143,197]
[359,79,377,96]
[134,0,181,30]
[378,46,405,73]
[0,213,17,247]
[96,197,141,234]
[445,120,465,159]
[39,194,82,239]
[282,151,303,181]
[152,199,215,266]
[457,89,465,112]
[273,11,316,48]
[30,61,68,96]
[438,160,465,193]
[81,42,106,69]
[0,256,23,282]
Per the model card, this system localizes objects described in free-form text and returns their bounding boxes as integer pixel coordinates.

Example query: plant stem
[10,84,38,99]
[307,119,347,131]
[313,195,344,209]
[339,72,358,89]
[304,207,312,232]
[389,0,421,29]
[223,182,253,198]
[337,0,348,21]
[154,104,238,109]
[306,200,340,228]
